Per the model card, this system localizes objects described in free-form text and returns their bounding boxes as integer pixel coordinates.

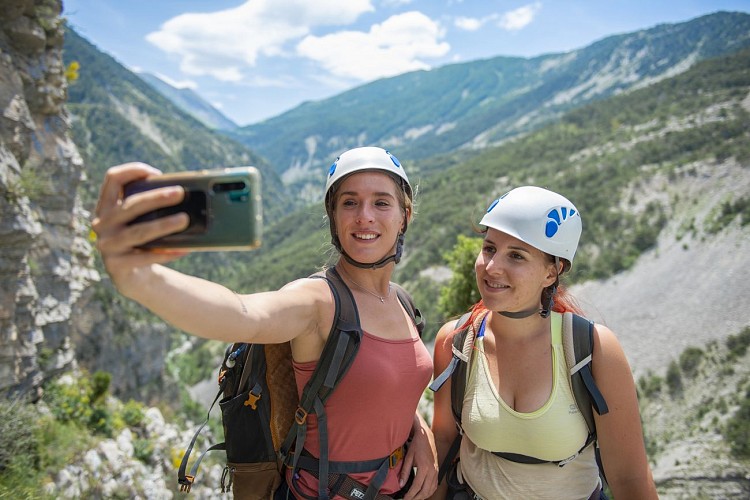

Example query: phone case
[124,167,262,251]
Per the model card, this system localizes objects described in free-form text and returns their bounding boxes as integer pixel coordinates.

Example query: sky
[62,0,750,127]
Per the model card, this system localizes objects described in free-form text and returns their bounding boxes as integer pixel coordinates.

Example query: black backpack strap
[280,267,364,500]
[428,312,473,485]
[567,313,609,487]
[569,313,609,423]
[391,283,424,337]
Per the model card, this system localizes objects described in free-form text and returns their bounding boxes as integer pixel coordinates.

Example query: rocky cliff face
[0,0,174,403]
[0,0,95,398]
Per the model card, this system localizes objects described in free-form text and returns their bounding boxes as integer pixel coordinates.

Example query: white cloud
[498,2,541,31]
[296,11,449,81]
[454,13,500,32]
[454,16,482,31]
[145,0,374,82]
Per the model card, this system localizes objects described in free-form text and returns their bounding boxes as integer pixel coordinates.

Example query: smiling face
[331,171,409,265]
[475,228,559,313]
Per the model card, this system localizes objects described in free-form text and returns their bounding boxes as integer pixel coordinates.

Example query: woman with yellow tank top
[430,187,657,499]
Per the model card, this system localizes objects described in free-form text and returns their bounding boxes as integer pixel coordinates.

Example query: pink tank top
[286,329,432,498]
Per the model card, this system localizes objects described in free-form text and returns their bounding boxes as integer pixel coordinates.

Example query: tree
[438,235,483,319]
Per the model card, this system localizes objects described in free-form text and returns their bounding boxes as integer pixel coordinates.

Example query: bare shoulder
[433,319,462,367]
[435,320,458,348]
[592,323,627,360]
[280,274,334,299]
[591,322,635,383]
[280,276,337,361]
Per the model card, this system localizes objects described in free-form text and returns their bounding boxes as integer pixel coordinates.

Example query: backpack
[178,267,424,500]
[429,310,609,489]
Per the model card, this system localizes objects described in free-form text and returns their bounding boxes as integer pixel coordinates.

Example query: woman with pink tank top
[92,147,438,499]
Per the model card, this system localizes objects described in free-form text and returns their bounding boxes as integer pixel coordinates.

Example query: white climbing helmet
[324,146,411,203]
[479,186,582,268]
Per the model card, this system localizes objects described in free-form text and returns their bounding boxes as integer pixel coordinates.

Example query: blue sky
[62,0,750,126]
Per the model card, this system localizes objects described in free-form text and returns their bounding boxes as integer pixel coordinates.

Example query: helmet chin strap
[498,257,560,319]
[338,233,404,270]
[499,307,541,319]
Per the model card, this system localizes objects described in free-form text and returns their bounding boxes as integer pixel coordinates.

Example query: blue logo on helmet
[486,198,500,213]
[386,151,402,169]
[545,206,577,238]
[328,161,338,178]
[486,191,511,213]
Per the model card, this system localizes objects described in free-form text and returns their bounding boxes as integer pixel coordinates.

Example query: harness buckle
[294,407,308,425]
[557,452,579,467]
[388,446,404,469]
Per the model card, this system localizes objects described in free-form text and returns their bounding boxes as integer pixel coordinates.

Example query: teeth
[486,281,508,289]
[355,233,377,240]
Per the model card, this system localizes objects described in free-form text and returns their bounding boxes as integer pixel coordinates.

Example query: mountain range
[137,72,238,131]
[219,11,750,204]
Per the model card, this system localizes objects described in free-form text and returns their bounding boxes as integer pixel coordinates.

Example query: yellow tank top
[459,312,599,498]
[463,312,588,459]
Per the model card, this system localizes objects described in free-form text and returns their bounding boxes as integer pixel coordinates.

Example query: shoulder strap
[392,283,424,337]
[428,312,473,485]
[562,312,609,440]
[563,312,610,487]
[280,267,364,499]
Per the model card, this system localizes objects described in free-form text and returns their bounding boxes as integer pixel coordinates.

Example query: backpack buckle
[294,407,308,425]
[388,446,404,469]
[244,389,261,410]
[178,475,194,493]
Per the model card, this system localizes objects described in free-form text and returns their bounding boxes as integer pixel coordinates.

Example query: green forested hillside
[62,27,288,223]
[217,47,750,340]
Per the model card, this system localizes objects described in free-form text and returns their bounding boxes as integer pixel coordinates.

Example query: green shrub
[438,235,483,320]
[638,371,663,398]
[88,405,113,437]
[44,371,115,436]
[121,400,146,428]
[90,371,111,403]
[724,388,750,458]
[726,326,750,361]
[679,347,704,378]
[666,360,683,396]
[45,377,94,424]
[0,399,40,471]
[133,438,154,464]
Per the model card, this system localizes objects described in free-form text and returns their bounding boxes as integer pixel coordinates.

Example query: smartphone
[123,167,262,251]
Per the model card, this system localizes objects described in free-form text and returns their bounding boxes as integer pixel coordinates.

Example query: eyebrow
[339,190,396,199]
[484,239,531,254]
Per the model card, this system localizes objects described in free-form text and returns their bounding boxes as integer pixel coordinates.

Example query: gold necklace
[339,267,391,303]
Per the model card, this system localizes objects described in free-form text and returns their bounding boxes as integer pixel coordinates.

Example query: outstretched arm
[592,324,658,498]
[92,163,328,345]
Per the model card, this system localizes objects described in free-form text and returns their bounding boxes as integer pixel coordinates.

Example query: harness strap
[490,439,594,467]
[289,446,406,500]
[437,432,462,484]
[429,356,459,392]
